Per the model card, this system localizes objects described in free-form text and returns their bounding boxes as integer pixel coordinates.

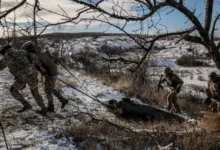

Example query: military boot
[17,102,32,113]
[36,108,47,115]
[61,99,69,109]
[175,109,181,114]
[47,104,55,112]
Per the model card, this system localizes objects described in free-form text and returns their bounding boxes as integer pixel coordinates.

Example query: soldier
[205,72,220,113]
[160,67,183,113]
[0,45,47,114]
[22,41,69,112]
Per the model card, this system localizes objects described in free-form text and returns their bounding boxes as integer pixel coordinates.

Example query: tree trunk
[210,47,220,70]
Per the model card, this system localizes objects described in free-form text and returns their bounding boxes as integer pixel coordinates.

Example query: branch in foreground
[0,122,9,150]
[0,0,27,20]
[211,14,220,41]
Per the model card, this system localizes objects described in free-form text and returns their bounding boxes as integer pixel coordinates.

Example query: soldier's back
[5,49,34,76]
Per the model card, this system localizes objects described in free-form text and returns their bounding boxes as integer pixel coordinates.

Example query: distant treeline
[0,32,219,48]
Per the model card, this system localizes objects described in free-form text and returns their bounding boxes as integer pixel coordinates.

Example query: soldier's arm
[27,53,46,73]
[216,82,220,97]
[27,53,42,67]
[161,78,166,83]
[206,81,212,97]
[175,75,183,92]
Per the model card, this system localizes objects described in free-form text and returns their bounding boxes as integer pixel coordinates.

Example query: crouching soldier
[22,41,69,112]
[205,72,220,113]
[160,67,183,113]
[0,45,47,114]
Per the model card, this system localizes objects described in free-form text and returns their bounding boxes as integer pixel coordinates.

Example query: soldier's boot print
[30,88,47,115]
[10,85,32,113]
[53,89,69,109]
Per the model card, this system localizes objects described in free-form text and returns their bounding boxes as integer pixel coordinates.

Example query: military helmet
[164,67,173,75]
[0,44,12,55]
[22,41,36,52]
[209,72,218,79]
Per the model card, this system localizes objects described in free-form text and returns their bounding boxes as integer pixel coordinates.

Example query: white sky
[0,0,141,36]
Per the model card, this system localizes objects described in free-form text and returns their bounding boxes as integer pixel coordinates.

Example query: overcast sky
[1,0,220,36]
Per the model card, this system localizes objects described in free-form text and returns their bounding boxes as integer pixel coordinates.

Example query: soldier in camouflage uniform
[161,67,183,113]
[0,45,47,114]
[205,72,220,113]
[22,41,69,112]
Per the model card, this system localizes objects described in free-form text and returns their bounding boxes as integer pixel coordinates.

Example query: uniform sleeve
[206,81,212,97]
[0,58,9,70]
[216,82,220,97]
[174,74,183,85]
[173,74,183,92]
[27,53,42,68]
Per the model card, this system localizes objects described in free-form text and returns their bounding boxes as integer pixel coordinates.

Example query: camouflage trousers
[210,98,220,113]
[44,76,68,107]
[167,90,180,112]
[10,70,46,109]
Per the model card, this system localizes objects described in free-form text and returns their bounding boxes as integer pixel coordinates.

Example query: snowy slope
[0,36,218,149]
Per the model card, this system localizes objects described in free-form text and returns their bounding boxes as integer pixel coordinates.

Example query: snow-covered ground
[0,67,126,149]
[0,36,218,149]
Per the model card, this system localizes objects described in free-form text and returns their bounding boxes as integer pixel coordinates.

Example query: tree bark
[204,0,214,33]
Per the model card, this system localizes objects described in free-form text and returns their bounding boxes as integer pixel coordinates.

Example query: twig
[0,121,9,150]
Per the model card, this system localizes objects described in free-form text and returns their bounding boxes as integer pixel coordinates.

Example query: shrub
[98,44,124,56]
[176,55,209,67]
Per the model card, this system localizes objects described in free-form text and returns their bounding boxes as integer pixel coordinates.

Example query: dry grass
[183,130,220,150]
[61,121,185,150]
[55,76,78,89]
[202,112,220,132]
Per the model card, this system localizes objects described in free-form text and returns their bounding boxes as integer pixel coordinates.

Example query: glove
[40,67,47,73]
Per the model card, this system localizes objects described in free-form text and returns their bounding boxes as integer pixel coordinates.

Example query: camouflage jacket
[207,78,220,99]
[162,73,183,89]
[0,48,37,78]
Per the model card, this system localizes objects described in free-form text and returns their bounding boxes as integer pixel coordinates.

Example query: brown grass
[183,130,220,150]
[202,112,220,132]
[61,121,185,150]
[55,76,78,89]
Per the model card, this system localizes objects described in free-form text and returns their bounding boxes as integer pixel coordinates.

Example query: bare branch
[0,122,10,150]
[0,0,26,20]
[71,0,169,21]
[211,14,220,41]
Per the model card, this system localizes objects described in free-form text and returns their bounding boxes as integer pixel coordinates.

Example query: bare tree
[0,0,27,20]
[64,0,220,70]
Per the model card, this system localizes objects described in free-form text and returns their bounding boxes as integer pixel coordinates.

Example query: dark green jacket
[29,47,58,77]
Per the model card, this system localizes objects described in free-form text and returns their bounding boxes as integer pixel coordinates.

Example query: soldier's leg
[44,76,55,112]
[211,99,218,113]
[45,77,69,109]
[10,80,32,113]
[172,92,181,113]
[27,75,47,114]
[167,91,173,111]
[53,89,69,109]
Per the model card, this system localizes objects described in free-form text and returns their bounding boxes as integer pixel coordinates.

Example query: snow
[0,35,218,149]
